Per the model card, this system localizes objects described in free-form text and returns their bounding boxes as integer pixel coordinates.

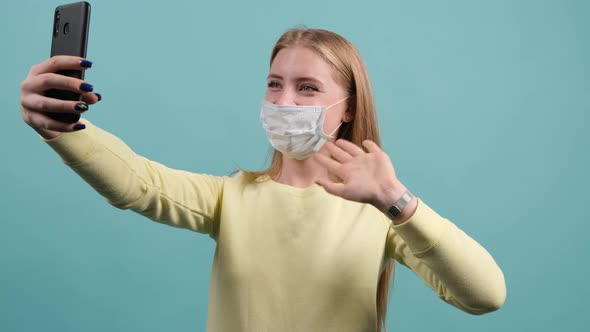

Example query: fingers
[21,93,90,114]
[22,72,92,95]
[82,92,101,105]
[24,110,86,133]
[323,139,382,161]
[315,178,345,197]
[315,153,343,176]
[362,140,382,154]
[335,139,364,157]
[29,55,91,77]
[324,141,353,163]
[20,56,97,133]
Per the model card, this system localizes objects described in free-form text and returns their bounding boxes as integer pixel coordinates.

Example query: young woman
[20,28,506,331]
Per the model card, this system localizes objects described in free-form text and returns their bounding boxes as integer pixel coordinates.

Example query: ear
[343,111,354,123]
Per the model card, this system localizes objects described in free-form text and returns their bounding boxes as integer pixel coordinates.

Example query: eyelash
[267,81,319,93]
[267,81,281,89]
[300,85,319,92]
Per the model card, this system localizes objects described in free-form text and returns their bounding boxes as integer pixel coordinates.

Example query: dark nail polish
[95,93,102,101]
[75,103,89,111]
[80,60,93,68]
[73,124,86,131]
[80,83,93,92]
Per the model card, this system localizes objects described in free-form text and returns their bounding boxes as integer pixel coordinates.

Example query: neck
[273,154,330,188]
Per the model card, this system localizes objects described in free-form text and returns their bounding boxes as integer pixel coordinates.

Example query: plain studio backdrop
[1,0,588,331]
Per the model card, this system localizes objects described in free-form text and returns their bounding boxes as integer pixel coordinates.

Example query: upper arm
[121,157,225,235]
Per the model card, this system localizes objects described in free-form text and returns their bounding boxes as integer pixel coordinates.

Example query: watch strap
[386,190,415,219]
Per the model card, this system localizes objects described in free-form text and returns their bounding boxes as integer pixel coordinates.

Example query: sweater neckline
[255,174,325,197]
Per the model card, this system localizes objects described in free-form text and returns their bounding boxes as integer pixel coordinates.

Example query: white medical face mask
[260,97,348,160]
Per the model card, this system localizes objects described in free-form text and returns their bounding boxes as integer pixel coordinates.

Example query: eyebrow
[267,73,324,86]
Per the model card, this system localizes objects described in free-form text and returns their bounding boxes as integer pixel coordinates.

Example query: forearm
[387,201,507,314]
[41,119,223,233]
[41,119,150,207]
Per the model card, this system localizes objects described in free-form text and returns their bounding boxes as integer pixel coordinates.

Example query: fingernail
[75,103,89,111]
[73,124,86,131]
[95,93,102,101]
[80,60,93,68]
[80,83,93,92]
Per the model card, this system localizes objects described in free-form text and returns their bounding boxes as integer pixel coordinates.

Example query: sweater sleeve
[41,119,224,238]
[385,198,507,315]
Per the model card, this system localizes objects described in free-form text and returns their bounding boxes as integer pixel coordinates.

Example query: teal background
[1,0,588,331]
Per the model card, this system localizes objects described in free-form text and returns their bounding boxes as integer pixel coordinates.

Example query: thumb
[315,179,345,197]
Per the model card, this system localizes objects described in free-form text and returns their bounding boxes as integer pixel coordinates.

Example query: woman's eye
[267,81,281,89]
[300,85,318,92]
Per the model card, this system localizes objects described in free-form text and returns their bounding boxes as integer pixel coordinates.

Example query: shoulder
[224,170,270,189]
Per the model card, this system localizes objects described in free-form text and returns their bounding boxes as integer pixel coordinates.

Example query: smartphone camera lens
[53,11,60,37]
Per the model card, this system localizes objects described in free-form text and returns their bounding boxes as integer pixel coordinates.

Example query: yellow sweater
[42,120,506,332]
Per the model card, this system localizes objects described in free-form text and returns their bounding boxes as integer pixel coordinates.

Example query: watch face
[388,206,401,217]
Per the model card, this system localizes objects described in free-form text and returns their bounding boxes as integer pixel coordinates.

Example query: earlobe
[343,112,354,123]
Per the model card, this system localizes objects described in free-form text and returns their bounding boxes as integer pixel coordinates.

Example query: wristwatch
[386,190,415,219]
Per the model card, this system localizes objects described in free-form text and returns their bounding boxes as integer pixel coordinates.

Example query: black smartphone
[45,1,91,123]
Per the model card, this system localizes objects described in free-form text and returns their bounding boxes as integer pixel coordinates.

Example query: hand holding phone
[44,1,91,124]
[20,2,100,137]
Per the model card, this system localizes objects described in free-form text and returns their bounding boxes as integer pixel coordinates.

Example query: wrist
[375,181,418,225]
[374,180,406,212]
[34,127,62,140]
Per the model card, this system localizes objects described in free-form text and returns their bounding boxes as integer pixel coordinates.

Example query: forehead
[269,46,336,82]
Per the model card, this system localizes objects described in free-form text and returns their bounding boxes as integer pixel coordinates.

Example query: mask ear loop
[328,122,343,138]
[325,96,349,110]
[311,121,343,155]
[320,96,349,141]
[324,96,349,139]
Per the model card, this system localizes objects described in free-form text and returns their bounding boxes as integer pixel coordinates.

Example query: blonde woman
[20,28,506,331]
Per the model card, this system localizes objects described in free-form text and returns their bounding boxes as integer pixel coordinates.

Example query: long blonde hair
[246,28,395,331]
